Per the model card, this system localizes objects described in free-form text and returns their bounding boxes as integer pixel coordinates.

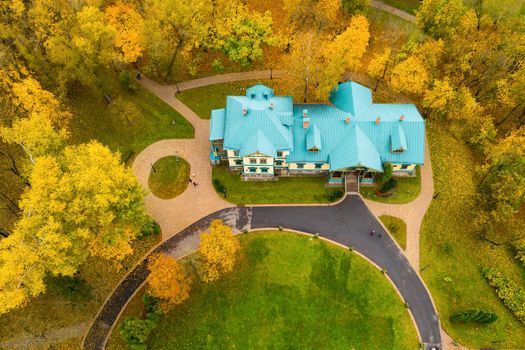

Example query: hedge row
[482,267,525,323]
[450,309,498,324]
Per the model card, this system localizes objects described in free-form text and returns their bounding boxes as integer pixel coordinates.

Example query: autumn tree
[316,15,370,99]
[285,31,325,103]
[105,3,145,65]
[198,220,240,282]
[367,48,392,91]
[389,55,429,96]
[416,0,466,39]
[147,253,192,310]
[0,141,146,314]
[475,129,525,243]
[341,0,370,16]
[0,76,70,164]
[143,0,209,80]
[284,0,339,33]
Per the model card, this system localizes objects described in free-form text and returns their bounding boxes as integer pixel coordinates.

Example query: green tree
[340,0,369,16]
[416,0,466,39]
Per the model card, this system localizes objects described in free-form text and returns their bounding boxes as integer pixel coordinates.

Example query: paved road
[252,195,441,349]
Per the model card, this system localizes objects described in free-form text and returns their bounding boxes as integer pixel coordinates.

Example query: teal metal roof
[390,124,407,151]
[212,82,425,172]
[328,125,382,171]
[329,81,372,116]
[306,124,322,151]
[209,108,225,141]
[239,129,276,157]
[246,84,275,100]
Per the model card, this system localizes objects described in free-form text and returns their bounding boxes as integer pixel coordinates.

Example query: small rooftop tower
[375,117,381,125]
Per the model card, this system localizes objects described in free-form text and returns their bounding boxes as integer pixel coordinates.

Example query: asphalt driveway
[251,195,442,349]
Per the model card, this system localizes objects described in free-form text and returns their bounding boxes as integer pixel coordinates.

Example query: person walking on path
[370,229,376,236]
[377,232,382,238]
[189,178,193,185]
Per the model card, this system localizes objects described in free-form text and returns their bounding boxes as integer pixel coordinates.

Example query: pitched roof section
[239,130,276,157]
[246,84,275,100]
[328,125,382,172]
[390,124,407,151]
[306,124,322,151]
[329,81,372,116]
[209,108,225,141]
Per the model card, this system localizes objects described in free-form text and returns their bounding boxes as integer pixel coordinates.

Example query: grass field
[107,231,419,350]
[380,215,407,250]
[69,73,193,164]
[360,167,421,204]
[212,166,341,204]
[420,121,525,348]
[148,156,190,199]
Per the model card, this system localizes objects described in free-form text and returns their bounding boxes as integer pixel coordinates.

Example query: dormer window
[308,147,319,153]
[263,93,268,100]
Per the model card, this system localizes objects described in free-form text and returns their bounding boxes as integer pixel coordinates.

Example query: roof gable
[306,124,322,151]
[329,81,372,116]
[328,125,382,171]
[239,130,276,157]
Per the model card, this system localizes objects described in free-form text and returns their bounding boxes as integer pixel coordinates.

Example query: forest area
[0,0,524,348]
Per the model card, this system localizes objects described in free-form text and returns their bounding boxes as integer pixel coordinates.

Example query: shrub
[138,217,161,239]
[450,309,498,324]
[119,70,136,92]
[213,179,227,198]
[119,316,156,350]
[482,267,525,323]
[341,0,369,16]
[512,238,525,267]
[379,178,397,193]
[212,59,225,72]
[328,189,343,201]
[379,162,393,185]
[143,292,163,319]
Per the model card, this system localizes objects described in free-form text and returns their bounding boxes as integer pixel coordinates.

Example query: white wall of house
[289,162,329,170]
[392,163,416,172]
[243,165,274,174]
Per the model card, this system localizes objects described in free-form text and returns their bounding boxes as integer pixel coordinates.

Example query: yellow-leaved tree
[0,141,146,314]
[316,15,370,99]
[105,3,145,65]
[367,48,392,91]
[198,220,240,282]
[147,253,192,311]
[389,55,429,96]
[0,76,70,164]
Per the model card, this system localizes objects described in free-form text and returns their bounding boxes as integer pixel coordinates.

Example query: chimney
[399,115,405,121]
[303,109,308,118]
[303,117,309,129]
[345,116,350,124]
[269,100,274,109]
[375,117,381,125]
[242,107,248,116]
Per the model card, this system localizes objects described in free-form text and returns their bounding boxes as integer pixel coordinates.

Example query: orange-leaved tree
[147,253,192,311]
[198,219,240,282]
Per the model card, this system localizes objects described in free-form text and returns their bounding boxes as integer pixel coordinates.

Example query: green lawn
[379,215,407,250]
[420,121,525,348]
[148,156,190,199]
[107,231,419,350]
[379,0,420,14]
[212,166,342,204]
[360,167,421,204]
[69,73,194,164]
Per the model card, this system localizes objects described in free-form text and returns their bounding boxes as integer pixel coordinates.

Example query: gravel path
[370,0,417,22]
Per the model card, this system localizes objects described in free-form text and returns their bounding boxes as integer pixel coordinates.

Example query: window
[249,167,257,173]
[233,150,240,156]
[308,147,319,153]
[315,163,323,169]
[297,163,305,169]
[250,158,257,164]
[275,160,283,166]
[401,164,410,169]
[261,167,269,173]
[277,151,283,157]
[235,159,242,165]
[259,158,267,164]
